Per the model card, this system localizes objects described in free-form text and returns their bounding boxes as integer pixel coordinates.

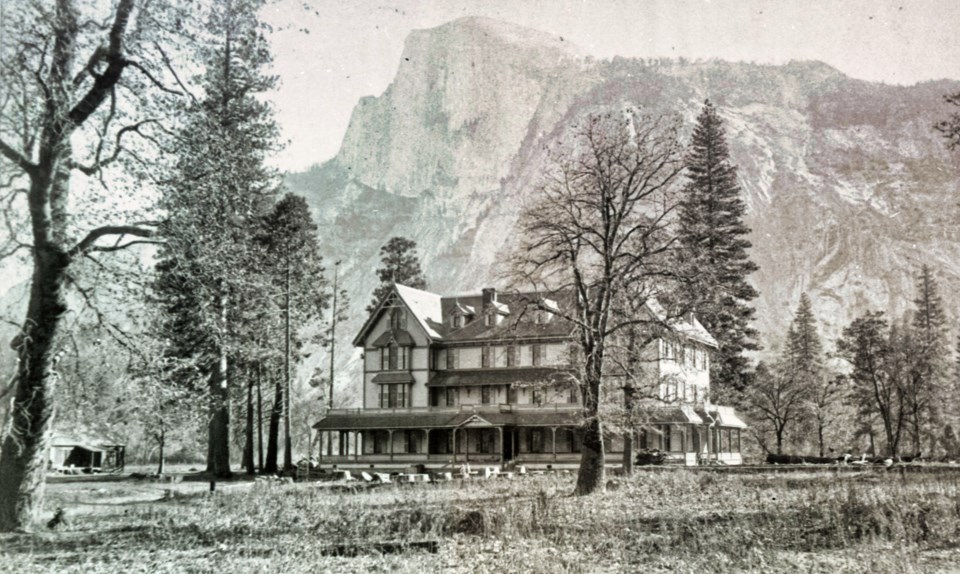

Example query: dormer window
[454,315,464,329]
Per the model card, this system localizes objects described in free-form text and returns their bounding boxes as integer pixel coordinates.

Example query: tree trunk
[622,432,633,476]
[283,265,292,470]
[622,385,635,476]
[574,365,605,495]
[575,416,605,495]
[206,366,232,477]
[775,427,784,455]
[265,371,282,473]
[206,293,231,477]
[817,420,825,458]
[157,433,165,476]
[0,251,70,531]
[243,377,254,474]
[257,363,264,472]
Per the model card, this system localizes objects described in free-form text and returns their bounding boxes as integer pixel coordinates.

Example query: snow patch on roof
[395,284,444,339]
[645,299,719,348]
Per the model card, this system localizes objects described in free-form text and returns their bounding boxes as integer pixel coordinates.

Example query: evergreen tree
[908,264,949,456]
[258,193,328,472]
[783,293,844,457]
[367,237,427,313]
[676,100,759,395]
[838,312,907,457]
[154,0,280,478]
[784,294,823,376]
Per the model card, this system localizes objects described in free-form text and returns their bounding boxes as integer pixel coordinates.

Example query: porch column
[452,428,458,464]
[551,427,557,462]
[318,431,323,465]
[498,427,504,466]
[423,429,430,458]
[354,431,360,462]
[388,429,395,462]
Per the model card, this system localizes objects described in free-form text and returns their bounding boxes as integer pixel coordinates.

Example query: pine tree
[154,0,280,478]
[783,293,843,457]
[258,193,328,472]
[784,294,823,376]
[367,237,427,313]
[908,264,949,456]
[676,100,759,395]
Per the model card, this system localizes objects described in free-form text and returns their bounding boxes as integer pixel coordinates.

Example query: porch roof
[697,405,748,429]
[647,405,704,425]
[313,409,582,431]
[371,372,416,384]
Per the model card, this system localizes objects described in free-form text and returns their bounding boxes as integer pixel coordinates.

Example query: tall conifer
[154,0,280,477]
[908,264,949,455]
[677,100,759,394]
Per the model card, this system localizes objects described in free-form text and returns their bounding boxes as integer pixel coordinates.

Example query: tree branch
[67,223,158,260]
[0,138,38,177]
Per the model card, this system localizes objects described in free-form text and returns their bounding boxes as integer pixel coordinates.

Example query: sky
[260,0,960,172]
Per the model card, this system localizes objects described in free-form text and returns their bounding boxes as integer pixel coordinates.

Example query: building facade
[313,284,745,470]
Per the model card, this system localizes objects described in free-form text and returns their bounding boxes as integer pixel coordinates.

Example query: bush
[636,448,667,465]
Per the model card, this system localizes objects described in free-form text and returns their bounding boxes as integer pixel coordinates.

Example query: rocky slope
[286,16,960,399]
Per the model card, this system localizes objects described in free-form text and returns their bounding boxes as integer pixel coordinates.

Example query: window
[388,342,399,370]
[532,344,543,366]
[529,429,544,453]
[445,387,459,407]
[379,384,407,408]
[664,425,673,451]
[380,343,407,371]
[532,388,544,406]
[507,345,517,367]
[639,428,648,450]
[446,348,458,370]
[453,315,464,329]
[390,308,406,330]
[567,385,578,404]
[507,386,518,404]
[481,346,491,368]
[481,385,492,404]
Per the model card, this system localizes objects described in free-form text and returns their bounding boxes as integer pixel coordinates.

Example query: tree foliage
[675,100,759,395]
[935,92,960,150]
[154,0,281,478]
[367,237,426,313]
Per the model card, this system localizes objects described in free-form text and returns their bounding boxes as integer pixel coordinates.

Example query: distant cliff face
[286,16,960,398]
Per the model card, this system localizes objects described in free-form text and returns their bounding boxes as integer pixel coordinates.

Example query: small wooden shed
[49,430,125,473]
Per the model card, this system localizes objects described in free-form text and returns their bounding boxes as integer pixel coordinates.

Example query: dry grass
[2,468,960,573]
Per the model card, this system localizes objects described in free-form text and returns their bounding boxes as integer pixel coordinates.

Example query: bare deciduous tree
[512,109,684,495]
[0,0,188,531]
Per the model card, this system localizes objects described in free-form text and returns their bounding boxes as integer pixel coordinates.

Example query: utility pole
[329,260,341,410]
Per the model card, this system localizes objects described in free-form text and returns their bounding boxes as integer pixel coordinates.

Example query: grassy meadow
[2,467,960,573]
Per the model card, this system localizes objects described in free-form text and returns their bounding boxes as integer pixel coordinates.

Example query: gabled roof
[644,299,718,349]
[355,284,718,349]
[353,284,444,346]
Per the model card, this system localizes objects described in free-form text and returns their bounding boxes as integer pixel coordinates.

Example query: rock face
[286,16,960,397]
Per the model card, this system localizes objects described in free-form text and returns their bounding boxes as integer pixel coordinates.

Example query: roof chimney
[482,287,497,306]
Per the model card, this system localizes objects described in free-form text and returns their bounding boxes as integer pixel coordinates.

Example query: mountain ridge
[285,18,960,402]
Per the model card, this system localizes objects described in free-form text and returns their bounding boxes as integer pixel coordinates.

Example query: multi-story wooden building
[313,284,745,470]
